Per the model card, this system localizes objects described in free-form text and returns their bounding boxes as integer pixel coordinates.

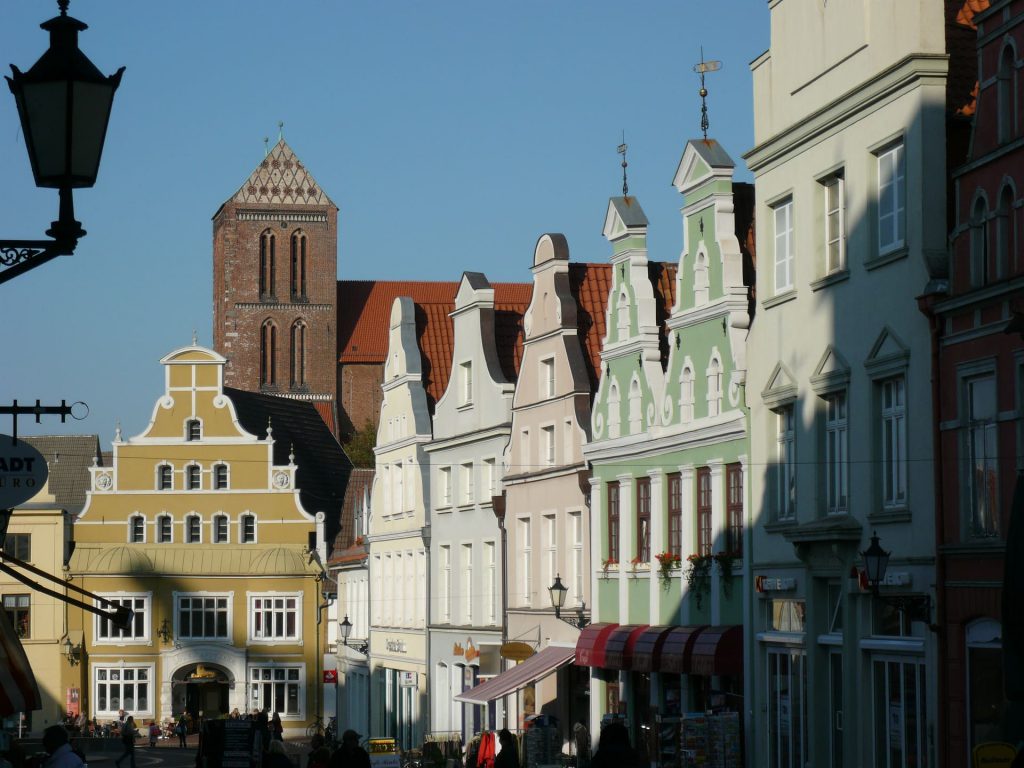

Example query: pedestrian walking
[115,716,138,768]
[148,721,160,748]
[328,730,370,768]
[175,714,188,748]
[270,712,284,742]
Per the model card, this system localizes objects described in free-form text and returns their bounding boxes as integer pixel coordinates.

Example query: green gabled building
[579,139,754,759]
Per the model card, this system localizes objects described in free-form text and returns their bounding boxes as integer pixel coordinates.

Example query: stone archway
[172,663,233,724]
[159,643,247,723]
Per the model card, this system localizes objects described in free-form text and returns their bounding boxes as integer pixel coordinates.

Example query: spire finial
[57,0,69,16]
[192,329,198,346]
[617,132,629,198]
[114,421,122,443]
[266,416,273,440]
[277,121,284,142]
[693,48,722,141]
[263,137,269,157]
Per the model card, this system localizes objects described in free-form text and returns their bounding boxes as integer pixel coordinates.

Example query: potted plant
[655,551,682,587]
[714,551,738,594]
[685,553,713,608]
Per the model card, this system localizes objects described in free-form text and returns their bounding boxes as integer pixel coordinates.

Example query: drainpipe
[493,491,508,727]
[917,291,947,768]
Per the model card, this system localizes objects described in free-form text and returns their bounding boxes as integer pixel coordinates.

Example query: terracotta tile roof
[19,435,103,517]
[337,280,531,412]
[313,401,337,436]
[328,467,374,564]
[947,0,990,117]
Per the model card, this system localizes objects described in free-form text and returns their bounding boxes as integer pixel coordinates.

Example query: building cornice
[583,411,746,464]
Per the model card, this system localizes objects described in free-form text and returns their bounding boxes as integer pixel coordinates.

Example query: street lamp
[340,614,369,656]
[859,531,931,625]
[548,574,589,629]
[2,0,124,284]
[63,636,80,666]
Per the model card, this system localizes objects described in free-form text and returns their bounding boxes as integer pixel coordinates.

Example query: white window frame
[93,664,155,718]
[94,593,150,645]
[880,377,908,509]
[543,514,557,598]
[776,405,796,522]
[607,382,621,439]
[628,378,643,433]
[439,466,452,508]
[185,418,202,442]
[541,424,555,466]
[175,591,232,641]
[460,462,474,506]
[823,173,845,274]
[484,540,496,625]
[248,591,303,643]
[248,663,306,719]
[185,513,202,543]
[213,463,229,490]
[871,655,928,768]
[239,512,257,544]
[156,513,173,543]
[824,391,849,515]
[679,363,695,423]
[439,545,451,624]
[212,513,230,543]
[877,142,906,255]
[481,458,496,503]
[462,543,473,625]
[569,510,583,608]
[186,463,202,491]
[128,514,146,544]
[460,360,473,406]
[694,251,709,306]
[773,198,794,293]
[519,517,532,607]
[157,463,173,491]
[541,357,556,398]
[706,355,722,418]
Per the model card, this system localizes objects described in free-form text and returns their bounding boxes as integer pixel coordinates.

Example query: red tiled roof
[313,401,337,436]
[337,280,531,411]
[947,0,991,117]
[329,467,374,563]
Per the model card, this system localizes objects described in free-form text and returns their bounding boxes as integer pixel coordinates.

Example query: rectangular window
[607,482,620,562]
[696,468,712,556]
[97,596,148,641]
[570,511,583,607]
[2,534,30,562]
[213,516,228,543]
[872,658,927,768]
[773,198,794,293]
[439,467,452,507]
[543,514,557,594]
[767,648,808,768]
[726,463,743,556]
[178,595,229,639]
[542,425,555,466]
[667,473,682,557]
[440,545,451,623]
[157,516,172,543]
[241,514,256,543]
[250,666,302,717]
[484,541,496,625]
[824,392,849,514]
[186,420,201,442]
[212,464,227,490]
[520,518,532,607]
[636,477,651,562]
[251,595,300,641]
[541,358,555,398]
[776,406,796,521]
[460,361,473,405]
[877,143,906,254]
[881,377,907,508]
[95,666,150,716]
[461,463,474,506]
[481,458,495,502]
[768,599,806,632]
[823,174,845,274]
[966,374,999,537]
[462,543,473,625]
[2,595,30,638]
[158,464,172,490]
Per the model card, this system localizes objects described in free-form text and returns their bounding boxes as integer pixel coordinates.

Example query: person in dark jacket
[328,730,370,768]
[493,729,518,768]
[590,722,642,768]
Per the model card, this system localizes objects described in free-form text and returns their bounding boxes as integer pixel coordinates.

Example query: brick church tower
[212,140,339,429]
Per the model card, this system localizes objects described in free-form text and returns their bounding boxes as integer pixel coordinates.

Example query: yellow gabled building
[68,344,349,735]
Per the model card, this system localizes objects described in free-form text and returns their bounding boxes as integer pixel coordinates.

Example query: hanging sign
[500,642,535,662]
[0,436,47,509]
[323,670,338,684]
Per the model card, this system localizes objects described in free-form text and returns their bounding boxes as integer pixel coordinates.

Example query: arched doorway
[172,663,232,724]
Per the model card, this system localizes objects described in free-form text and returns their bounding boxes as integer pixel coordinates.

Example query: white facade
[743,2,947,766]
[424,273,512,741]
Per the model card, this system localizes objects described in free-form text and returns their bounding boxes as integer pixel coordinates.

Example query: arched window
[129,514,145,543]
[186,419,201,442]
[998,45,1015,144]
[260,320,277,387]
[694,252,709,306]
[616,289,630,336]
[290,230,307,300]
[290,320,307,388]
[186,464,201,490]
[972,197,990,288]
[157,464,173,490]
[240,513,256,543]
[213,463,229,490]
[628,378,643,434]
[607,381,621,439]
[680,366,695,422]
[997,184,1014,280]
[157,514,172,543]
[706,357,722,417]
[259,230,276,299]
[185,514,202,544]
[213,513,229,544]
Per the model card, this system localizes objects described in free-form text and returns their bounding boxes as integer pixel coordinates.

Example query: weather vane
[617,131,629,197]
[278,121,285,141]
[693,47,722,141]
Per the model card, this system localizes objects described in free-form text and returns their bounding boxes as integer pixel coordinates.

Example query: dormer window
[129,515,145,544]
[186,420,201,442]
[213,464,228,490]
[186,465,201,490]
[158,464,173,491]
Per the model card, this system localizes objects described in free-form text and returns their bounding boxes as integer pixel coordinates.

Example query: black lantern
[860,531,890,593]
[340,614,368,656]
[1,0,124,284]
[157,618,171,644]
[548,574,589,629]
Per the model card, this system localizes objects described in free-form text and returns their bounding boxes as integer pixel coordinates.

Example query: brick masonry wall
[337,362,384,441]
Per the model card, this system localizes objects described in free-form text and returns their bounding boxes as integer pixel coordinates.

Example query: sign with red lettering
[323,670,337,684]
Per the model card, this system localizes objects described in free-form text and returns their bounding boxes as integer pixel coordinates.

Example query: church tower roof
[228,139,335,208]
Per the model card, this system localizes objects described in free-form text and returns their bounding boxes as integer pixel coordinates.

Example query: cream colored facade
[69,345,326,735]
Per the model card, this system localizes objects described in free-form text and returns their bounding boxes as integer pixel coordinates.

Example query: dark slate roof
[609,196,649,227]
[20,435,102,516]
[224,387,351,544]
[687,138,735,170]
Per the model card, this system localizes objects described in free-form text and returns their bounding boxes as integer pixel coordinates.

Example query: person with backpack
[175,714,188,749]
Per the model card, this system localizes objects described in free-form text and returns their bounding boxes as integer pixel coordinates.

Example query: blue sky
[1,1,769,449]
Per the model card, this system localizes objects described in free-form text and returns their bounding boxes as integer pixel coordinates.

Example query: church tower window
[260,321,278,387]
[290,231,307,301]
[259,230,276,300]
[290,320,307,388]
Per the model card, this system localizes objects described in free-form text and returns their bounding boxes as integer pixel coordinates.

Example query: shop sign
[500,641,534,661]
[368,738,401,768]
[385,639,407,653]
[755,575,796,593]
[465,642,479,662]
[65,688,80,717]
[971,742,1017,768]
[399,671,417,687]
[323,670,338,684]
[0,436,47,509]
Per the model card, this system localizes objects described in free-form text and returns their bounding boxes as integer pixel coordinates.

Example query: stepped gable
[225,386,351,542]
[229,139,333,207]
[20,435,103,517]
[337,279,532,409]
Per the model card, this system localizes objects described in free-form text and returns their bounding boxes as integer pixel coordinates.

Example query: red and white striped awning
[0,609,39,716]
